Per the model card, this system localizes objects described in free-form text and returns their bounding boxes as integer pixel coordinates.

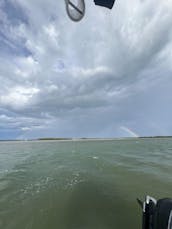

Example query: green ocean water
[0,138,172,229]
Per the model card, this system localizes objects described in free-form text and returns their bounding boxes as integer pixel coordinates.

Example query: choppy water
[0,138,172,229]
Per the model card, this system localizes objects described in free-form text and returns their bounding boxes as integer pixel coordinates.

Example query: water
[0,138,172,229]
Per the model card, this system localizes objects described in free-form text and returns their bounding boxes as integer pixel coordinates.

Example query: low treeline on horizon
[0,136,172,141]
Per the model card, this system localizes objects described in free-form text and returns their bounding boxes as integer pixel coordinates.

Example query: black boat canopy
[94,0,116,9]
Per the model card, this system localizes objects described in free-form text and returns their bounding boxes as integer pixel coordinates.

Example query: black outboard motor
[138,196,172,229]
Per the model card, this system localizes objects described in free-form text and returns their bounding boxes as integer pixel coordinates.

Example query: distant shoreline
[0,136,172,142]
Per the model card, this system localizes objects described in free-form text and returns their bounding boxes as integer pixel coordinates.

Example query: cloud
[0,86,40,110]
[0,0,172,138]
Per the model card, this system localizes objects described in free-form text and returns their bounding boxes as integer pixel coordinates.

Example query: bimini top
[65,0,116,22]
[94,0,115,9]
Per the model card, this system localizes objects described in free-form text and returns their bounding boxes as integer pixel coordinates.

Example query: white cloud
[14,56,40,78]
[0,0,172,138]
[0,86,40,110]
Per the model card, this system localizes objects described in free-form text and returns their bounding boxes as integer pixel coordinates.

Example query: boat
[138,196,172,229]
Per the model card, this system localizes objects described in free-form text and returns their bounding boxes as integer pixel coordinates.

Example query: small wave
[0,179,9,191]
[20,176,54,196]
[0,169,9,174]
[64,172,84,190]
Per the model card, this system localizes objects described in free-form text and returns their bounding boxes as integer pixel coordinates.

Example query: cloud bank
[0,0,172,139]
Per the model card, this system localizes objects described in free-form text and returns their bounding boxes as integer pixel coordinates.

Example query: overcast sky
[0,0,172,139]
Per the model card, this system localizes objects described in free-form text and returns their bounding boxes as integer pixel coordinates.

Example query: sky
[0,0,172,139]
